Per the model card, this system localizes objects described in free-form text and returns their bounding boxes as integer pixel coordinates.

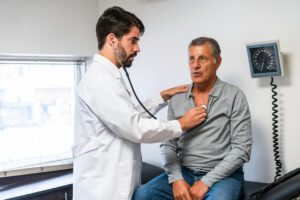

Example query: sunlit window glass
[0,57,85,173]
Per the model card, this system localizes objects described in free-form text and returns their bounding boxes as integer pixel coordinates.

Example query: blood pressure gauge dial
[246,41,283,77]
[252,48,276,72]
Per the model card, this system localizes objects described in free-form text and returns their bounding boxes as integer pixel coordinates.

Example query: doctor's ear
[110,42,117,49]
[107,33,117,47]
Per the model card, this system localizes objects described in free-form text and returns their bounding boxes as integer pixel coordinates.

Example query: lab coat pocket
[117,160,138,199]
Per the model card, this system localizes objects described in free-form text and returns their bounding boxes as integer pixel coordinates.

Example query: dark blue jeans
[133,167,244,200]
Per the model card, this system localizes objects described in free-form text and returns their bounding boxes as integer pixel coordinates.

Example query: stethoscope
[123,67,157,119]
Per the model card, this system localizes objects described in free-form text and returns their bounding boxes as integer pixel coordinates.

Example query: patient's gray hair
[189,37,221,63]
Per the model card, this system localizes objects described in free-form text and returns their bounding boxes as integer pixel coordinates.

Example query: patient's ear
[216,57,222,69]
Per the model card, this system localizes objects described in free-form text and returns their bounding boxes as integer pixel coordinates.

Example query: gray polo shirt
[160,78,252,187]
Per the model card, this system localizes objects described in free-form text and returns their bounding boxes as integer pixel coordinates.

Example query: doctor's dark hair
[189,37,221,61]
[96,6,145,50]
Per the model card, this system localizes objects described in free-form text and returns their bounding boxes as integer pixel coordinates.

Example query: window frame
[0,54,87,177]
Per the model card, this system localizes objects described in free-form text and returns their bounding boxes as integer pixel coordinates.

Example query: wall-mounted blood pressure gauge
[246,41,283,77]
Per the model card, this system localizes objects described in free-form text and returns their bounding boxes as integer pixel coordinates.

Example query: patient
[133,37,252,200]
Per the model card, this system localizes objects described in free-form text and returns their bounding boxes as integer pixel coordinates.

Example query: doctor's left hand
[160,84,189,102]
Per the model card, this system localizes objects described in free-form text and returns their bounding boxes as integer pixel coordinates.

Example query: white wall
[99,0,300,183]
[0,0,99,55]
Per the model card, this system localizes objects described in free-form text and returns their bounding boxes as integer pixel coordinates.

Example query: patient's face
[188,43,220,86]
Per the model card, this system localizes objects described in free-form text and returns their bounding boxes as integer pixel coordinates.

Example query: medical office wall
[0,0,99,55]
[98,0,300,183]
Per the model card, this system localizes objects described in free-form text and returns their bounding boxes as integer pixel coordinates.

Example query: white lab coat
[72,54,182,200]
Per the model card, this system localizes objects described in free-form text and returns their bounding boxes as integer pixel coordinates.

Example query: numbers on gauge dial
[252,48,275,72]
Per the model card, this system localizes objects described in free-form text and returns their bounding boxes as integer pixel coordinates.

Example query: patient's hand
[160,84,189,102]
[189,180,209,200]
[172,179,192,200]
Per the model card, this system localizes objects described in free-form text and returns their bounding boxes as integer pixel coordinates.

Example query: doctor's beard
[113,44,136,68]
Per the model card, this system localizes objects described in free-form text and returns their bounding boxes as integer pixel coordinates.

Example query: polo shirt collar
[187,77,224,99]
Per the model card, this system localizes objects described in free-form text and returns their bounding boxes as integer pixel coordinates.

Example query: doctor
[73,6,207,200]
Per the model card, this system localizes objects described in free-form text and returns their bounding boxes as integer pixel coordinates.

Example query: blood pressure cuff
[249,167,300,200]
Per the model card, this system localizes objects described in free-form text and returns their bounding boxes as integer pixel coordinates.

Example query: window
[0,54,86,176]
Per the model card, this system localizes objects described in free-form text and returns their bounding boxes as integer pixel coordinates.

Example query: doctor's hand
[172,179,192,200]
[160,84,189,102]
[178,107,206,131]
[189,180,209,200]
